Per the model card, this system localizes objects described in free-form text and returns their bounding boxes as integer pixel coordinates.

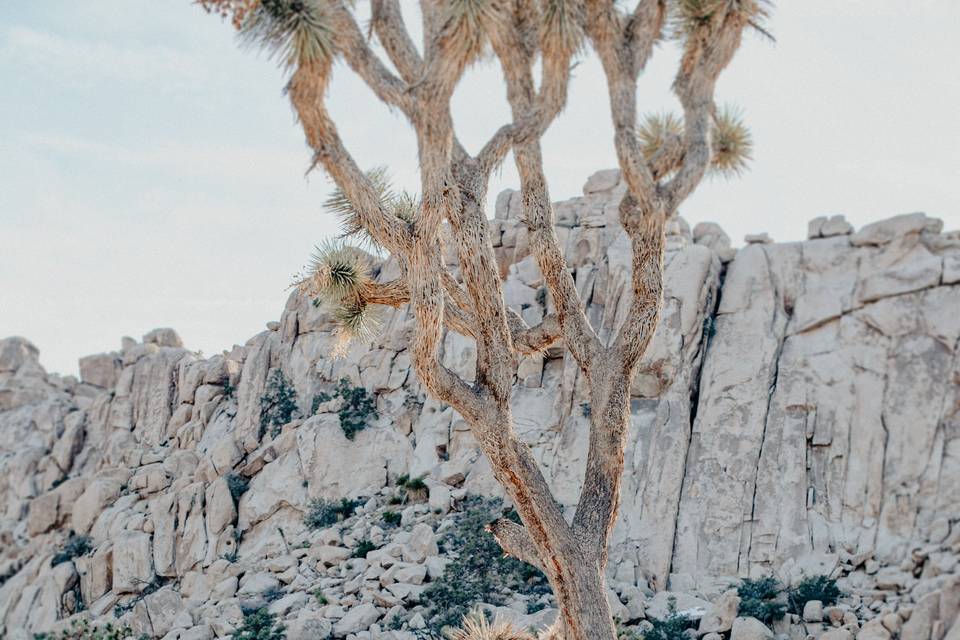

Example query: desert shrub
[304,497,361,529]
[262,584,285,603]
[382,510,402,527]
[787,575,842,614]
[422,496,550,632]
[235,607,286,640]
[316,378,377,440]
[51,534,92,567]
[223,380,237,399]
[313,589,328,605]
[642,610,697,640]
[32,619,142,640]
[352,539,377,558]
[404,476,427,491]
[737,576,786,625]
[227,473,250,505]
[259,369,298,439]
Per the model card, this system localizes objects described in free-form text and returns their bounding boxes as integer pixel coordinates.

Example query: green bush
[316,378,377,440]
[642,610,696,640]
[403,475,427,491]
[352,539,377,558]
[422,496,550,632]
[382,510,402,527]
[259,369,298,439]
[304,497,361,529]
[227,473,250,505]
[235,608,286,640]
[51,534,92,567]
[262,585,285,603]
[32,619,142,640]
[737,577,786,625]
[787,575,842,614]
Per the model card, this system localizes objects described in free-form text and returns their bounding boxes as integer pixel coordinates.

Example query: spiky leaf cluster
[670,0,773,39]
[638,112,684,161]
[301,169,418,355]
[540,0,585,58]
[444,608,536,640]
[298,241,380,356]
[637,108,753,179]
[437,0,501,70]
[240,0,336,69]
[324,166,396,241]
[710,105,753,177]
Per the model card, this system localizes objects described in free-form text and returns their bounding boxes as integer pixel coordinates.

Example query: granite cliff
[1,170,958,639]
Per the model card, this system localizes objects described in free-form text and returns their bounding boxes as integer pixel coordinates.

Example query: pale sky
[1,1,958,376]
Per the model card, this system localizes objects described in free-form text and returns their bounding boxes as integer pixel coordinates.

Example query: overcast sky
[1,1,958,376]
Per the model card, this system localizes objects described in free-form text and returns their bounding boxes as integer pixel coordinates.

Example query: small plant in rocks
[352,539,377,558]
[32,619,144,640]
[235,607,286,640]
[787,575,842,614]
[304,497,361,529]
[382,510,402,527]
[737,576,787,625]
[422,496,550,632]
[259,369,298,439]
[51,534,92,567]
[262,584,285,603]
[227,472,250,505]
[313,378,378,439]
[640,609,697,640]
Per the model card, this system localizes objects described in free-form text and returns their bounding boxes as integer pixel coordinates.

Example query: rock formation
[1,170,958,639]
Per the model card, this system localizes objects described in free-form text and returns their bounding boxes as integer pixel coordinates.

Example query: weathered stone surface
[112,532,154,594]
[699,590,741,635]
[333,602,379,635]
[2,175,959,637]
[730,617,774,640]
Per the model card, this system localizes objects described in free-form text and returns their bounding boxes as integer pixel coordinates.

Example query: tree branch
[330,1,415,116]
[662,12,748,213]
[486,518,545,571]
[370,0,423,83]
[289,65,410,256]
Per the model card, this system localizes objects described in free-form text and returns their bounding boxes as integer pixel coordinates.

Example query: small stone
[409,612,426,630]
[820,629,853,640]
[700,590,741,635]
[333,602,380,636]
[745,233,773,244]
[730,616,774,640]
[803,601,824,623]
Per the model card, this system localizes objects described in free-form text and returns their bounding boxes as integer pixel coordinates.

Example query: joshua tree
[200,1,766,637]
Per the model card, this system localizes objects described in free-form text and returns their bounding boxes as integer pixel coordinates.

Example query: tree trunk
[548,552,618,640]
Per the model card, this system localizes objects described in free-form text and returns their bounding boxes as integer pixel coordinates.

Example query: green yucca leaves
[324,166,396,243]
[240,0,336,69]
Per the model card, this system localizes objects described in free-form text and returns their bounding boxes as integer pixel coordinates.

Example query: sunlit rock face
[1,171,958,637]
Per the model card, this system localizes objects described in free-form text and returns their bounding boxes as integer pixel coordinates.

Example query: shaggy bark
[200,1,762,636]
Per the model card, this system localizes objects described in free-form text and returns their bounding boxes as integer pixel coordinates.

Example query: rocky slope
[1,170,958,639]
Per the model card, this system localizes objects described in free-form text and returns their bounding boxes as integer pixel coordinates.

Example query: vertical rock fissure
[666,259,726,581]
[744,247,790,575]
